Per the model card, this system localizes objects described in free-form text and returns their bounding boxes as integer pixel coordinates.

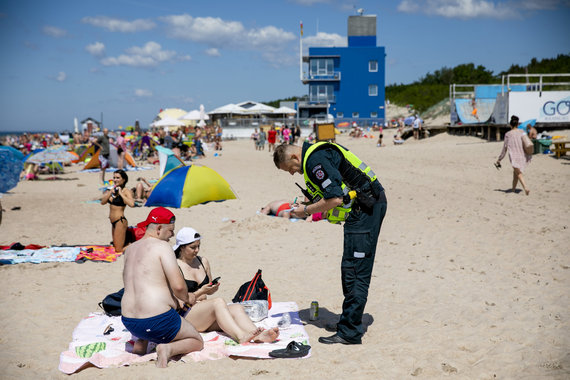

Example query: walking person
[273,142,387,345]
[495,115,532,195]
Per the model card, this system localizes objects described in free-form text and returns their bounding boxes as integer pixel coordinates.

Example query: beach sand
[1,132,569,379]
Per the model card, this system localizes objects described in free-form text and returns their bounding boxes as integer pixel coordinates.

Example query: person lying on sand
[260,199,324,221]
[260,199,296,219]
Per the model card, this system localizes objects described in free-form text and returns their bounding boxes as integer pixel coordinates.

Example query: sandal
[268,341,311,358]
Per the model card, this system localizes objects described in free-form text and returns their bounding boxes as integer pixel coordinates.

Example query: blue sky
[1,0,569,132]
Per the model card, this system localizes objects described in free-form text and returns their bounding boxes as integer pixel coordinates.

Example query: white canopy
[273,106,297,114]
[208,103,244,115]
[151,117,186,127]
[181,110,202,120]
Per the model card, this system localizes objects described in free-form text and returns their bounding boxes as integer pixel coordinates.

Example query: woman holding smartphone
[101,169,135,252]
[174,227,279,344]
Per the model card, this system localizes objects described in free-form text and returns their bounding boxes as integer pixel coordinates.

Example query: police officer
[273,141,387,345]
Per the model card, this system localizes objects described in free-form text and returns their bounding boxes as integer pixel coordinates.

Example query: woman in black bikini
[101,169,134,252]
[174,227,279,344]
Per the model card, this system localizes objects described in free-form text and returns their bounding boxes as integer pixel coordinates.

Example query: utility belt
[346,181,381,211]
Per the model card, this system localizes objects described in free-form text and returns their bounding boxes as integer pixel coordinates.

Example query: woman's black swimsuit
[109,188,127,227]
[110,192,126,207]
[184,256,210,292]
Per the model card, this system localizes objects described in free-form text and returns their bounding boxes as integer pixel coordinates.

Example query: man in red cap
[121,207,203,367]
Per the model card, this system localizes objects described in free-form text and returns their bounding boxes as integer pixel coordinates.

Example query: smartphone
[211,276,221,285]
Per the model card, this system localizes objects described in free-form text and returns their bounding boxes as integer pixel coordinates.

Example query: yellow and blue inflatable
[145,164,236,208]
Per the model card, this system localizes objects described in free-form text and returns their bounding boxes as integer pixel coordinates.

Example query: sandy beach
[1,131,569,379]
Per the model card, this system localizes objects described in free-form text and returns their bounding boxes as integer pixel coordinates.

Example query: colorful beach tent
[156,146,184,177]
[0,146,24,193]
[133,135,157,152]
[145,164,236,208]
[83,145,136,169]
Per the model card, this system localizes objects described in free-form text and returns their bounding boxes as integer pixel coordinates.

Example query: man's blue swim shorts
[122,308,181,344]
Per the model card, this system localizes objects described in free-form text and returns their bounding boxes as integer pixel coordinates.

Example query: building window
[309,84,334,103]
[310,58,334,76]
[337,112,343,118]
[352,112,359,118]
[369,84,378,96]
[371,112,378,118]
[369,60,378,72]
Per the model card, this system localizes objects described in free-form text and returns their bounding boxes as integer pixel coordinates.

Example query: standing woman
[101,169,135,252]
[495,115,531,195]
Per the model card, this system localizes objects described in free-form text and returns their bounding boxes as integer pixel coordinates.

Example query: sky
[1,0,569,132]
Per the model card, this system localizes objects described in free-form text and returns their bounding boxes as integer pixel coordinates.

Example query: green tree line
[386,54,570,113]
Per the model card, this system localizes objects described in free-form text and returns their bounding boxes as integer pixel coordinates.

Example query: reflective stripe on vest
[302,142,375,223]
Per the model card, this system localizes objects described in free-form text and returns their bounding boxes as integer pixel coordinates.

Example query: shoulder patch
[311,164,322,173]
[315,169,325,180]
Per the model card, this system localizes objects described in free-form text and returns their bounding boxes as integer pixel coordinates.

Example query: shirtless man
[121,207,203,368]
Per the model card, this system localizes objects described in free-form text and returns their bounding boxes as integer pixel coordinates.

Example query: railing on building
[302,71,341,84]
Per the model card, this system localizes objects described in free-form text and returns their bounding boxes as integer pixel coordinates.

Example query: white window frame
[352,112,359,118]
[369,60,378,72]
[337,112,344,118]
[371,112,378,118]
[369,84,378,96]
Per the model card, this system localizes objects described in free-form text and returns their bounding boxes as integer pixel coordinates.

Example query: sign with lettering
[509,91,570,123]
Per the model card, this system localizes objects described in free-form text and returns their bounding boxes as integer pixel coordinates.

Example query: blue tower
[300,14,385,124]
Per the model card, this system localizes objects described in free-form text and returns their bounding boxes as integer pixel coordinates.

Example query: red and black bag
[232,269,272,309]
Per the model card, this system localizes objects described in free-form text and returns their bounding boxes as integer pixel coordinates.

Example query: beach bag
[521,133,534,155]
[99,288,124,316]
[232,269,272,309]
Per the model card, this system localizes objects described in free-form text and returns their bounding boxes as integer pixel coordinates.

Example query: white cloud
[100,41,190,67]
[135,88,152,97]
[205,48,221,57]
[42,25,67,38]
[397,0,518,19]
[303,32,346,48]
[56,72,66,82]
[160,14,295,53]
[86,41,105,57]
[81,16,156,32]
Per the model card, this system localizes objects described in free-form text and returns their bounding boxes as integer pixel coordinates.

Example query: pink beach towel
[59,302,310,374]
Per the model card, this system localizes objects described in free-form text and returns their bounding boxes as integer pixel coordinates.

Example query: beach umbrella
[26,147,77,165]
[145,164,237,208]
[0,146,24,193]
[337,121,350,128]
[198,104,208,127]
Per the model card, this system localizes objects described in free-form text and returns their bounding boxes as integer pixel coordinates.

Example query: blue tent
[0,146,24,193]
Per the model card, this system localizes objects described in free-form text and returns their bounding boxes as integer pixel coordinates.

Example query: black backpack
[99,288,124,316]
[232,269,272,309]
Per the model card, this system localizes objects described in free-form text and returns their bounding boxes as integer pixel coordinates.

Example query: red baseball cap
[137,207,176,228]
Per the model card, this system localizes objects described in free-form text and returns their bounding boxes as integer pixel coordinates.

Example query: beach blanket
[81,166,153,173]
[76,246,121,263]
[59,302,310,374]
[0,246,80,265]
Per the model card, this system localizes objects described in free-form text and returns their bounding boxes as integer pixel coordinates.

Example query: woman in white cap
[174,227,279,344]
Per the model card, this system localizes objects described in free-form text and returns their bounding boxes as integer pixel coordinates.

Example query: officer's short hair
[273,144,293,168]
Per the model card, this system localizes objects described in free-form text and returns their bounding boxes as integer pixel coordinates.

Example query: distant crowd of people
[251,124,302,151]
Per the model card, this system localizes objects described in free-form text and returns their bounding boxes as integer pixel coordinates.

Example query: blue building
[299,15,385,124]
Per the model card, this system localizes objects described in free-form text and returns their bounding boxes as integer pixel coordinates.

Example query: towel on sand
[0,247,80,265]
[59,302,310,374]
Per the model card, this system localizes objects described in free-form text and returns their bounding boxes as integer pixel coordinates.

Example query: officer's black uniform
[302,141,387,344]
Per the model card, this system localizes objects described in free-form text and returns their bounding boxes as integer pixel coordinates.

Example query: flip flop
[268,341,311,359]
